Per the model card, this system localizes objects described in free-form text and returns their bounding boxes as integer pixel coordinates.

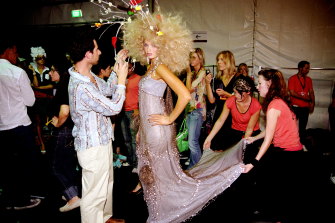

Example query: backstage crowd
[0,27,334,223]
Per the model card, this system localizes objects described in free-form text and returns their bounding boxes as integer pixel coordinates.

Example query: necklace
[147,58,161,79]
[73,66,98,87]
[73,66,79,73]
[297,74,305,90]
[236,95,251,114]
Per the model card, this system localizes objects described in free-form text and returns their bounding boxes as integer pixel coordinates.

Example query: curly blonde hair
[123,12,193,74]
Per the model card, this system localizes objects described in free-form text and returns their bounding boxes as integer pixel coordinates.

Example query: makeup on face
[144,40,158,59]
[257,75,269,97]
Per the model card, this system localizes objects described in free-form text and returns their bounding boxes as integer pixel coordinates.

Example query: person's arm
[288,89,310,102]
[203,103,230,149]
[28,64,39,87]
[19,70,35,106]
[244,109,261,138]
[244,108,280,173]
[217,88,233,99]
[191,70,206,89]
[32,74,39,87]
[221,90,233,98]
[101,71,118,96]
[206,74,215,104]
[308,87,315,113]
[51,105,70,128]
[100,50,128,96]
[185,65,193,92]
[79,60,128,116]
[35,84,53,90]
[148,64,191,125]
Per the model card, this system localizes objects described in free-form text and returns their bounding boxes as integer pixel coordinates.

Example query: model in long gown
[137,71,246,223]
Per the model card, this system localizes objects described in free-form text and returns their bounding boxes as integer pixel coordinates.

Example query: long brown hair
[258,69,291,112]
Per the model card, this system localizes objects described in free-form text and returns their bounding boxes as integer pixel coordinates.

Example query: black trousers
[0,125,39,207]
[292,106,309,143]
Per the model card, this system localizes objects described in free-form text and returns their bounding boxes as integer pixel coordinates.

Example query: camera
[206,69,210,74]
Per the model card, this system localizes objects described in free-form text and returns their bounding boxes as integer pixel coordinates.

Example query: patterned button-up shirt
[68,67,125,151]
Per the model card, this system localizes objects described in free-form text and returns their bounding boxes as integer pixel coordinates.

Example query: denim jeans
[120,110,138,167]
[50,126,80,200]
[186,109,204,169]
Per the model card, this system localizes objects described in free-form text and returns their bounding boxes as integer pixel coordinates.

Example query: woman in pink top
[244,69,305,222]
[203,75,261,220]
[203,76,261,153]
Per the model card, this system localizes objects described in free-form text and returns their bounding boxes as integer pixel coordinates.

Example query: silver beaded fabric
[137,73,245,223]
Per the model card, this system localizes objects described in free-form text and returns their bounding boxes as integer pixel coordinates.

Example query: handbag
[176,117,189,152]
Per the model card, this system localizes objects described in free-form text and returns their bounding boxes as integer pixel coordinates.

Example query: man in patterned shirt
[68,30,128,223]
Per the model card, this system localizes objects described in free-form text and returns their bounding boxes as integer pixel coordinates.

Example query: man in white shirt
[0,38,41,210]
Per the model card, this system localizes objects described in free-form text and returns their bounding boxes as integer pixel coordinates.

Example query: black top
[49,74,73,128]
[34,68,54,96]
[212,75,237,122]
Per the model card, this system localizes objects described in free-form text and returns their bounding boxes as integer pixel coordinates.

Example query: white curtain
[158,0,335,130]
[15,0,335,129]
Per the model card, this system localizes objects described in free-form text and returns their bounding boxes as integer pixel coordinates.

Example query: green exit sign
[71,9,82,18]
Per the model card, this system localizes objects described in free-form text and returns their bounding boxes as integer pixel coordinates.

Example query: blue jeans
[120,110,138,167]
[186,109,204,169]
[51,126,80,200]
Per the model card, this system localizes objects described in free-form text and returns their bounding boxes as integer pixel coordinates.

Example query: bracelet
[250,158,259,167]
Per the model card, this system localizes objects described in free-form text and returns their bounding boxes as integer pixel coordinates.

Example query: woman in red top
[244,69,305,222]
[203,75,262,221]
[203,76,261,152]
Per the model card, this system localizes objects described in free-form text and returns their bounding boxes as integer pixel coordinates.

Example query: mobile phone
[206,70,210,74]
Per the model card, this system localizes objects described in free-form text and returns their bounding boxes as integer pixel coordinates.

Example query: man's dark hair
[0,38,16,55]
[68,28,96,64]
[298,60,310,69]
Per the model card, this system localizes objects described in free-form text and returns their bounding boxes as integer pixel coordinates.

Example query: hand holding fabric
[203,138,211,150]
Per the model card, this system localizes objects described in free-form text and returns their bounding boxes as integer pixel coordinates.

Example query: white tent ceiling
[158,0,335,130]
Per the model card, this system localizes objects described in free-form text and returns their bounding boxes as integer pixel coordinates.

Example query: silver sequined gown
[138,74,245,223]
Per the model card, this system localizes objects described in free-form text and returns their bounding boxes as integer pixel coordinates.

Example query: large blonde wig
[123,12,193,74]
